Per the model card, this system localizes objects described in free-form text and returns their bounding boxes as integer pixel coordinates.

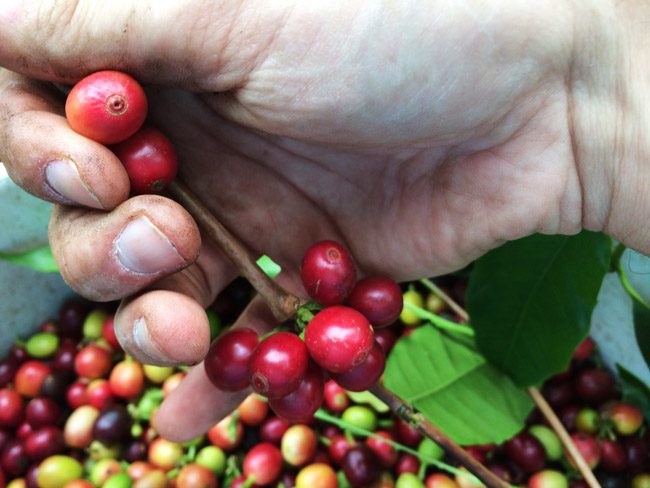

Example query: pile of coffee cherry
[0,277,648,488]
[203,240,403,424]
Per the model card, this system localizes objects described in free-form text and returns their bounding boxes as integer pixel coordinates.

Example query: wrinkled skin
[0,0,649,440]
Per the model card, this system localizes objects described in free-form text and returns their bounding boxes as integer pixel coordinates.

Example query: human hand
[1,0,649,440]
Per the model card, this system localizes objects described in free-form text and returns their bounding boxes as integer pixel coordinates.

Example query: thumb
[0,0,282,90]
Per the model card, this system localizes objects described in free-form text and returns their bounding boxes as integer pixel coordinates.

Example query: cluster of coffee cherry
[203,240,403,423]
[65,70,177,195]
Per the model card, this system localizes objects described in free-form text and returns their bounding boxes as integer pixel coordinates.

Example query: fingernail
[45,159,102,208]
[133,317,174,364]
[115,216,186,274]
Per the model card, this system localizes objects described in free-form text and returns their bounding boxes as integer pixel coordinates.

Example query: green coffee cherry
[341,405,378,432]
[396,472,426,488]
[529,424,563,461]
[83,309,108,339]
[195,445,227,476]
[36,455,83,488]
[26,332,59,358]
[400,289,424,326]
[103,472,133,488]
[417,437,445,461]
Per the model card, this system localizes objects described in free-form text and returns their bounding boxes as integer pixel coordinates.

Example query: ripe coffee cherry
[346,276,403,327]
[177,463,217,488]
[40,371,74,403]
[15,360,52,397]
[330,340,386,392]
[305,306,374,373]
[24,426,65,462]
[111,127,178,195]
[243,442,283,486]
[341,444,382,487]
[365,431,398,468]
[374,328,398,354]
[74,345,112,380]
[56,300,89,340]
[599,439,627,473]
[0,359,17,388]
[259,416,291,446]
[204,328,259,391]
[395,417,422,448]
[301,240,356,305]
[1,439,29,476]
[395,453,420,476]
[323,380,350,413]
[92,405,132,445]
[268,361,325,423]
[25,397,62,428]
[328,434,354,466]
[109,359,145,399]
[568,433,601,470]
[237,394,269,427]
[0,389,24,427]
[66,71,147,144]
[207,415,244,452]
[540,381,575,409]
[503,432,546,473]
[425,473,458,488]
[574,368,616,404]
[624,436,649,474]
[248,332,309,398]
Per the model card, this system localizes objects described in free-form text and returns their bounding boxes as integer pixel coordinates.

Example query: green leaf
[0,246,59,273]
[616,364,650,420]
[633,300,650,370]
[256,254,281,279]
[466,231,611,387]
[384,325,533,445]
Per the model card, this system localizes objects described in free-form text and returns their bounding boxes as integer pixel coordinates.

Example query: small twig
[314,408,472,479]
[169,177,508,488]
[370,383,510,488]
[420,278,469,321]
[168,180,305,322]
[527,388,602,488]
[425,281,602,487]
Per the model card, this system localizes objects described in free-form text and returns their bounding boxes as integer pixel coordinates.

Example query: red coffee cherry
[110,127,178,195]
[329,340,386,392]
[66,70,147,144]
[304,306,374,373]
[346,276,403,327]
[248,332,309,399]
[268,361,325,423]
[301,240,356,305]
[204,328,258,391]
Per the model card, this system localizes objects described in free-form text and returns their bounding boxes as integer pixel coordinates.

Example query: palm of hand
[147,77,576,291]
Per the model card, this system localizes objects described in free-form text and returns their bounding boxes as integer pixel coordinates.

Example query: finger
[0,0,287,90]
[0,70,130,209]
[113,239,238,366]
[49,195,200,301]
[154,295,278,442]
[114,290,211,367]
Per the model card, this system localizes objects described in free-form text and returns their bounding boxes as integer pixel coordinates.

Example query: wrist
[570,1,650,253]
